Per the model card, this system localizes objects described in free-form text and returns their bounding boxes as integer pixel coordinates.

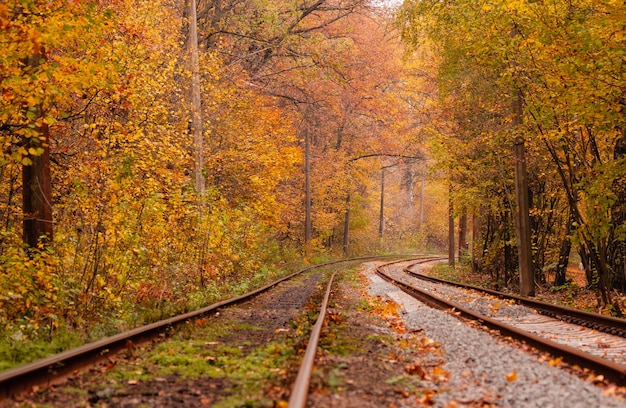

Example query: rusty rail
[404,263,626,337]
[0,254,421,400]
[377,263,626,385]
[288,271,337,408]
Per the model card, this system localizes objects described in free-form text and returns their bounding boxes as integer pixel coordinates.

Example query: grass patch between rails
[99,273,328,408]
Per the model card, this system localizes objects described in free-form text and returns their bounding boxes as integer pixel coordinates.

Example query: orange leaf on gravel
[548,357,563,367]
[505,371,517,382]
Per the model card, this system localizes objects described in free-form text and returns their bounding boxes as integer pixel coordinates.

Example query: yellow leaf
[548,357,563,367]
[505,371,517,382]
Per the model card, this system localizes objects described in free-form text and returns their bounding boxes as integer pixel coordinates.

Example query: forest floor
[7,261,626,407]
[9,264,450,407]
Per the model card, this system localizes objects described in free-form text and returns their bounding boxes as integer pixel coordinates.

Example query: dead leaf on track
[432,366,450,382]
[404,363,427,379]
[417,389,437,405]
[548,356,563,367]
[505,370,517,382]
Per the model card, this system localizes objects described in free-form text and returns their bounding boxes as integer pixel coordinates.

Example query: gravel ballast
[364,262,625,408]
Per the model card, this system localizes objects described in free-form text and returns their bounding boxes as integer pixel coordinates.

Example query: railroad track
[376,260,626,385]
[287,256,443,407]
[0,254,421,403]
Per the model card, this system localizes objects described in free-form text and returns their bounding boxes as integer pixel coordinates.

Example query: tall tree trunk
[188,0,205,194]
[419,172,425,230]
[343,193,350,256]
[304,129,312,246]
[458,211,467,261]
[23,121,53,248]
[471,213,481,273]
[554,212,573,287]
[610,129,626,291]
[22,52,53,248]
[379,168,385,240]
[448,184,455,268]
[511,23,534,296]
[513,138,534,295]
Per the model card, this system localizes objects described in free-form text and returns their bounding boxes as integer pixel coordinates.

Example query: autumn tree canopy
[0,0,438,361]
[3,0,624,367]
[397,0,626,306]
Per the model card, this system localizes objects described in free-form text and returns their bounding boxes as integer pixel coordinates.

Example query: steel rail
[0,254,419,400]
[377,264,626,385]
[288,271,337,408]
[403,263,626,337]
[287,257,443,407]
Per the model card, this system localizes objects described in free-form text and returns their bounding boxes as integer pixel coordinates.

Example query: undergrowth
[0,258,299,372]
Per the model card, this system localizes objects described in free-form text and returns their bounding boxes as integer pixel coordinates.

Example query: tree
[187,0,206,193]
[397,0,626,308]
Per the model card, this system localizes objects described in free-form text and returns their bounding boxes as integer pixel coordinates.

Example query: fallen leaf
[405,363,427,379]
[505,371,517,382]
[548,357,563,367]
[432,366,450,382]
[395,389,410,397]
[418,389,436,405]
[420,337,436,347]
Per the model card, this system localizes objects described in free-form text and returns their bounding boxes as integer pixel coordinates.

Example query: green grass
[428,263,461,282]
[0,328,84,371]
